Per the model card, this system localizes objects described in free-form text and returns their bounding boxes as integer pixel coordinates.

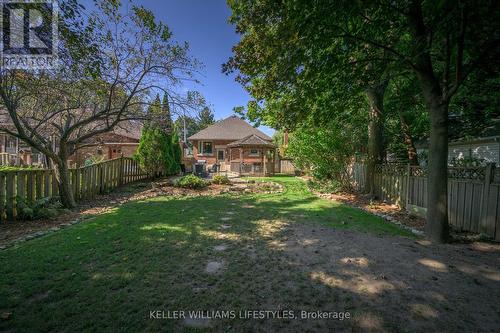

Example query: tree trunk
[365,82,387,197]
[408,0,450,243]
[425,101,449,243]
[398,110,419,165]
[54,158,76,209]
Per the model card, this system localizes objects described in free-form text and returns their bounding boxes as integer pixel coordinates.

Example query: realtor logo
[0,0,58,69]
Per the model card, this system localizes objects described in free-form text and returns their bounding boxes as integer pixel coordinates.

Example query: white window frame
[198,141,214,156]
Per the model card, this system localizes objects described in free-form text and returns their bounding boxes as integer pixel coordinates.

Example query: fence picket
[351,162,499,241]
[0,174,5,221]
[0,157,148,222]
[6,173,15,220]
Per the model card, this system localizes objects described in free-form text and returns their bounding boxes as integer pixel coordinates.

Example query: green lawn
[0,176,413,332]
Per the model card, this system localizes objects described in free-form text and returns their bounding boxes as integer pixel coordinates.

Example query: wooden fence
[351,163,500,241]
[0,157,147,221]
[279,158,298,175]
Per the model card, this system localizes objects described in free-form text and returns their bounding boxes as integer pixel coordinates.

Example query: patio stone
[205,260,224,274]
[214,244,228,251]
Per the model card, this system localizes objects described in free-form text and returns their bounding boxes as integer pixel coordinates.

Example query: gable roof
[227,134,276,148]
[112,120,142,140]
[188,116,272,141]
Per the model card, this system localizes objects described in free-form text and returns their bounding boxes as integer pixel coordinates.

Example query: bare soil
[317,191,426,231]
[257,219,500,332]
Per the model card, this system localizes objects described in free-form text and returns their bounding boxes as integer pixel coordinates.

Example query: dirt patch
[270,221,500,332]
[317,191,426,231]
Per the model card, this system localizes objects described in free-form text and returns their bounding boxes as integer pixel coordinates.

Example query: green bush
[307,179,342,194]
[16,196,64,220]
[175,174,207,189]
[212,175,231,185]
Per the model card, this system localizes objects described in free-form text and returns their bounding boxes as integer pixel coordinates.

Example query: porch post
[239,148,243,175]
[272,148,276,175]
[263,148,267,176]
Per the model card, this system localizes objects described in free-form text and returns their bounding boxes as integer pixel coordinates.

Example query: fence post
[479,163,495,235]
[0,173,5,221]
[405,163,411,209]
[118,155,124,186]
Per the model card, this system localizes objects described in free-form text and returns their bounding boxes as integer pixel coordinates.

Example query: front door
[217,149,225,162]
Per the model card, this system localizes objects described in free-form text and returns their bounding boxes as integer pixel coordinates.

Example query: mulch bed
[318,191,426,231]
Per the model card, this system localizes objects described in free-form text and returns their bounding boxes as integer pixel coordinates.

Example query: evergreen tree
[197,107,215,130]
[162,94,173,131]
[135,95,173,177]
[170,132,182,174]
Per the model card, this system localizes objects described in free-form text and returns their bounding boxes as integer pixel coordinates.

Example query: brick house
[188,116,277,175]
[0,115,142,167]
[68,122,142,167]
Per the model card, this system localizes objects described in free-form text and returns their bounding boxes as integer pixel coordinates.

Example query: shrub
[175,174,207,189]
[16,196,64,220]
[212,175,231,185]
[307,179,342,194]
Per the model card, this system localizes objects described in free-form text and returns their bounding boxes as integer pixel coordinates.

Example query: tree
[385,75,428,165]
[0,1,198,208]
[287,103,367,189]
[225,0,500,243]
[170,132,182,174]
[135,95,170,177]
[174,115,199,140]
[197,107,215,130]
[161,93,182,175]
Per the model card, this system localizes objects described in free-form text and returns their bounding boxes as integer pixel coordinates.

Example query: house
[67,121,142,167]
[415,120,500,165]
[187,115,277,175]
[0,115,142,167]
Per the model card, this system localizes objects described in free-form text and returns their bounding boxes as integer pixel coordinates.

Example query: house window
[6,136,16,149]
[198,141,213,155]
[217,150,224,160]
[249,149,259,156]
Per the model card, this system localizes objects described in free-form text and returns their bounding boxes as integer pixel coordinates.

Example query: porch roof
[227,134,277,148]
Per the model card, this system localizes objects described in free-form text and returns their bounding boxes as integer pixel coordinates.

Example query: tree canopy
[225,0,500,243]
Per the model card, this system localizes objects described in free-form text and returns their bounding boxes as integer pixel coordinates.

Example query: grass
[0,176,413,332]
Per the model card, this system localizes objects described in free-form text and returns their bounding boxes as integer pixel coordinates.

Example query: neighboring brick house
[68,122,142,167]
[188,116,277,175]
[0,115,142,167]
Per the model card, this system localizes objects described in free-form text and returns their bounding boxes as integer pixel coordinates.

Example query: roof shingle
[188,116,272,141]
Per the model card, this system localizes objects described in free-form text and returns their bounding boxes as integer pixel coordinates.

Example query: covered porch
[226,135,277,176]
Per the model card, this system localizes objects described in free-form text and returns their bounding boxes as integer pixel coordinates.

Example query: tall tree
[0,1,198,208]
[136,96,171,177]
[197,107,215,130]
[225,0,500,243]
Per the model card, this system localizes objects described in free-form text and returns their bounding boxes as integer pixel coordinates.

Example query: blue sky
[80,0,274,137]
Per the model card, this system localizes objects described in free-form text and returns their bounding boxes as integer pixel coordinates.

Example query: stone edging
[0,216,91,251]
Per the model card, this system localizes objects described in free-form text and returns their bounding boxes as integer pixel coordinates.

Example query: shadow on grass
[0,178,499,332]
